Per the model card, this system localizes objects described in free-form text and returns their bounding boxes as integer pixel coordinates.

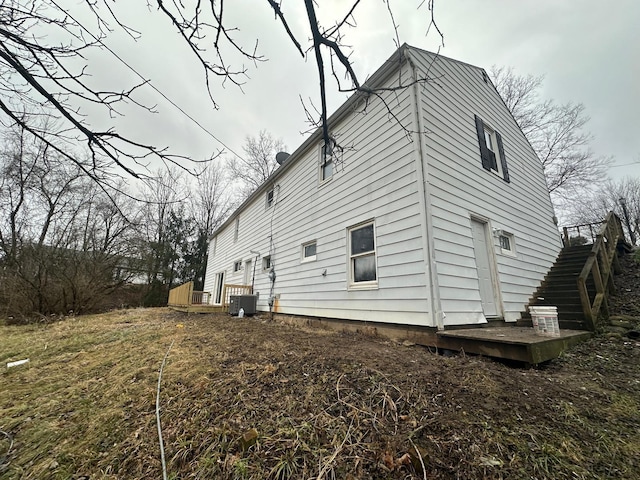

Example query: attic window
[320,142,333,182]
[474,115,510,183]
[234,217,240,242]
[266,188,274,208]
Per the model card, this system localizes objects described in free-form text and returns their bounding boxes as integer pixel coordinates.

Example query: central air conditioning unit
[229,295,258,316]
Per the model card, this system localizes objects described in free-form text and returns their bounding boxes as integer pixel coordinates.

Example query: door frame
[244,259,252,286]
[469,214,504,319]
[214,271,225,305]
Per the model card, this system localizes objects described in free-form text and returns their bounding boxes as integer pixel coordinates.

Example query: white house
[203,45,562,330]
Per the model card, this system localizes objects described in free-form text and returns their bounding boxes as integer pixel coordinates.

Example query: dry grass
[0,307,639,479]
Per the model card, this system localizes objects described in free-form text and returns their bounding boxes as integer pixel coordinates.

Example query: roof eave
[211,44,410,238]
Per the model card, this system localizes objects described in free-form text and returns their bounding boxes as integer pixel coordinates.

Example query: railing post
[577,276,595,331]
[222,284,228,306]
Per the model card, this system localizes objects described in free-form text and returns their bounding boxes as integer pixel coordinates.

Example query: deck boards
[169,305,228,314]
[435,327,591,364]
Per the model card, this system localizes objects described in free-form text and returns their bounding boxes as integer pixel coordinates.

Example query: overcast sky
[66,0,639,182]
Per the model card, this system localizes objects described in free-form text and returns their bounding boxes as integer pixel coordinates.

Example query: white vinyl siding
[204,60,431,325]
[410,50,561,324]
[204,47,561,328]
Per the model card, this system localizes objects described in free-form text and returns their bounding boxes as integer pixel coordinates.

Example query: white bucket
[529,306,560,337]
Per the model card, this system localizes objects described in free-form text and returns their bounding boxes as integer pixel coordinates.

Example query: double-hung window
[348,221,377,288]
[474,115,510,182]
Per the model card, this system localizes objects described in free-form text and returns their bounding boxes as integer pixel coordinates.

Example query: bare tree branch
[227,130,286,200]
[490,66,611,201]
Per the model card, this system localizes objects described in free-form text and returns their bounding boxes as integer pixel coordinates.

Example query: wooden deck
[167,282,253,314]
[435,327,591,364]
[267,314,592,365]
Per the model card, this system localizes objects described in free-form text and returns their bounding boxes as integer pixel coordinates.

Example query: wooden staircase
[519,244,594,330]
[519,212,627,332]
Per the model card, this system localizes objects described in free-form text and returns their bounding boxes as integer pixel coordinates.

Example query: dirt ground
[1,256,639,479]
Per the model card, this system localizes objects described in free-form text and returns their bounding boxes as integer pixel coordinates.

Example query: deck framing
[268,313,591,365]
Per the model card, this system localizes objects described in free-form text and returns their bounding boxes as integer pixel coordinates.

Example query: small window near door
[499,232,516,256]
[233,260,242,272]
[302,241,317,262]
[262,255,272,271]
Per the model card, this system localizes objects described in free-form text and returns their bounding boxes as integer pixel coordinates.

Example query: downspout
[406,50,444,330]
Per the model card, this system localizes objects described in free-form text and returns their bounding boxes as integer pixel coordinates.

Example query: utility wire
[49,0,246,160]
[610,161,640,169]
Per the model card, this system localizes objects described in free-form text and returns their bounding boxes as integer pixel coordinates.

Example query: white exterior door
[471,219,498,317]
[244,260,252,286]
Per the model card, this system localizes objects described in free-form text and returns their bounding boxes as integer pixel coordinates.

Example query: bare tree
[138,167,184,285]
[228,130,286,199]
[186,163,234,288]
[0,122,139,318]
[565,176,640,245]
[1,1,441,183]
[490,66,611,200]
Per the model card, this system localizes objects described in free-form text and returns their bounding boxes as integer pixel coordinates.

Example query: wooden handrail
[191,291,210,305]
[576,212,624,330]
[221,284,253,306]
[562,220,606,246]
[168,283,211,307]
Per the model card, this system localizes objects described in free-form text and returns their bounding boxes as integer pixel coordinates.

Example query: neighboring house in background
[203,44,562,330]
